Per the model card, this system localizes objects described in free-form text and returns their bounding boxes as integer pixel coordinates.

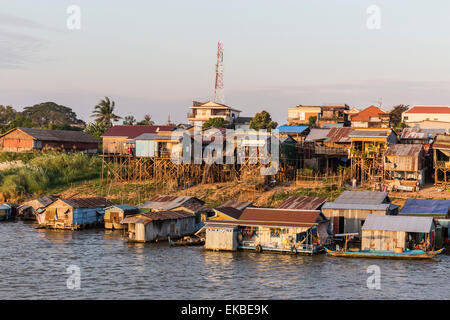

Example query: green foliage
[0,152,101,200]
[249,110,277,131]
[91,97,121,126]
[84,122,109,140]
[202,117,229,129]
[389,104,409,128]
[123,115,136,125]
[308,116,318,128]
[3,115,33,132]
[137,114,154,125]
[0,105,17,125]
[22,102,85,127]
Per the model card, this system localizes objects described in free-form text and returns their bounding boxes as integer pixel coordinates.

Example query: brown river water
[1,221,448,300]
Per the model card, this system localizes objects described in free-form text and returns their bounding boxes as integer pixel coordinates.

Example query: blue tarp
[400,199,450,216]
[274,125,309,134]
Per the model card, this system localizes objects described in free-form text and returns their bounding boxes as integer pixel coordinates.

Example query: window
[270,228,281,237]
[170,223,175,233]
[299,112,305,121]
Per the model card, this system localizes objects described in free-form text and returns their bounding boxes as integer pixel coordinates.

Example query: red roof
[102,125,175,139]
[351,105,386,122]
[237,208,323,227]
[405,106,450,114]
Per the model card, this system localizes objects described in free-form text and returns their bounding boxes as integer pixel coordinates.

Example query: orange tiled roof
[405,106,450,114]
[351,105,386,122]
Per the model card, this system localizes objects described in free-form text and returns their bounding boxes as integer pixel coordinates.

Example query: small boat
[169,236,205,247]
[325,247,444,260]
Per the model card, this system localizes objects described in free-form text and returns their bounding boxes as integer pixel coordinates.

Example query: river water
[1,221,448,300]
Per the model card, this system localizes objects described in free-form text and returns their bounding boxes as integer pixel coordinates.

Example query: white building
[402,106,450,132]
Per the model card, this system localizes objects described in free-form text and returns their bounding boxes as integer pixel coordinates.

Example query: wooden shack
[433,134,450,187]
[139,195,212,230]
[400,198,450,247]
[104,204,139,230]
[0,127,98,153]
[205,208,330,254]
[101,125,175,155]
[22,195,59,222]
[121,211,197,242]
[361,214,436,251]
[384,144,424,190]
[40,197,113,229]
[321,191,399,237]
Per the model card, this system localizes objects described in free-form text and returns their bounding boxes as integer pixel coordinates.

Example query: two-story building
[350,105,389,128]
[402,106,450,132]
[187,101,242,127]
[288,105,349,127]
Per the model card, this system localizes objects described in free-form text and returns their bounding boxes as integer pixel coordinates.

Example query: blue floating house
[0,203,17,221]
[400,198,450,246]
[40,197,114,229]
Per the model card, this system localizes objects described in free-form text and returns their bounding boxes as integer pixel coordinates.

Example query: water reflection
[0,221,448,299]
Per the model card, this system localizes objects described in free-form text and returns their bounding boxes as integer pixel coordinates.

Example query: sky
[1,0,450,125]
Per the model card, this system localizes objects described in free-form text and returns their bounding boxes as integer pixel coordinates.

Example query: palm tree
[137,114,154,125]
[91,97,121,126]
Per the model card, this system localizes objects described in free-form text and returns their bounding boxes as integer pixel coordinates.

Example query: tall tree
[22,102,85,127]
[83,122,109,140]
[123,115,136,125]
[249,110,278,131]
[0,105,17,125]
[91,97,121,126]
[308,116,318,128]
[137,114,154,125]
[389,104,409,128]
[202,117,229,129]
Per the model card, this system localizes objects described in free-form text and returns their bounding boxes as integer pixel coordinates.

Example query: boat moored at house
[204,207,331,254]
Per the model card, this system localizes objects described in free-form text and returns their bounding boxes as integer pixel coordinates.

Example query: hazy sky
[1,0,450,125]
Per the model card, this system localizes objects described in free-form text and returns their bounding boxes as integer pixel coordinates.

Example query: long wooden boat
[325,247,444,260]
[169,236,205,247]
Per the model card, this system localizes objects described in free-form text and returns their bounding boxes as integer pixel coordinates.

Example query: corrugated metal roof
[105,204,139,212]
[218,200,253,211]
[102,125,175,139]
[322,203,392,211]
[400,128,443,140]
[333,191,389,205]
[6,127,99,143]
[0,204,12,210]
[276,196,327,210]
[58,197,114,208]
[305,129,330,141]
[214,207,244,220]
[385,144,422,157]
[121,210,193,224]
[134,133,182,141]
[274,125,309,134]
[139,195,203,210]
[362,214,434,233]
[326,127,353,143]
[350,130,390,138]
[238,207,323,227]
[322,123,344,128]
[400,199,450,216]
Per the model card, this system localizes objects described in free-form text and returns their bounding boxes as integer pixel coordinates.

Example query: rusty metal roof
[102,125,175,139]
[214,207,245,220]
[326,127,353,143]
[121,210,194,224]
[139,195,204,210]
[58,197,114,208]
[237,207,324,227]
[434,134,450,150]
[350,130,390,138]
[218,200,253,211]
[36,195,59,207]
[399,128,443,140]
[276,196,327,210]
[385,144,422,157]
[305,129,330,142]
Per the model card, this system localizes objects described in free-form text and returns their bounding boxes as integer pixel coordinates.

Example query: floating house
[104,204,139,230]
[321,191,399,237]
[121,211,197,242]
[204,207,330,254]
[0,203,19,221]
[212,200,254,221]
[40,197,114,229]
[276,196,327,210]
[433,134,450,187]
[0,127,98,153]
[400,198,450,246]
[361,214,436,252]
[101,125,176,155]
[383,144,424,191]
[22,195,59,222]
[139,195,212,229]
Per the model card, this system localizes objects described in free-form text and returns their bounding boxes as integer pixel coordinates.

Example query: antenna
[214,42,224,104]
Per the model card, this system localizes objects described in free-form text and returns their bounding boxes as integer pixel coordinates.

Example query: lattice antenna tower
[214,42,224,104]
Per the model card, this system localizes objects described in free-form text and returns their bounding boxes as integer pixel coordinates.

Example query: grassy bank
[0,152,101,202]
